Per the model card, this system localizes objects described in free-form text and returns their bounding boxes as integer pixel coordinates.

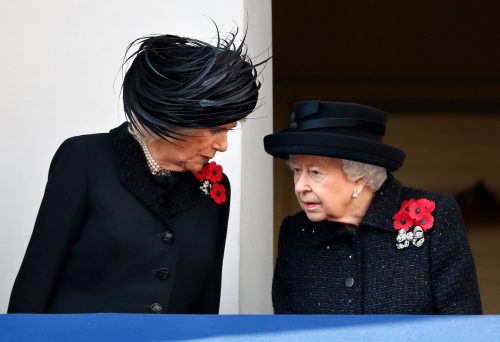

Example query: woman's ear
[355,177,367,188]
[353,177,367,196]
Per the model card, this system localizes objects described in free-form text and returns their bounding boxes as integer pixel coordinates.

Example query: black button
[161,230,174,244]
[150,303,163,314]
[156,268,170,280]
[345,277,354,288]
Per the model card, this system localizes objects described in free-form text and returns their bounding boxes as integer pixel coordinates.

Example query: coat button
[156,268,170,280]
[345,277,355,288]
[150,303,163,313]
[161,230,174,244]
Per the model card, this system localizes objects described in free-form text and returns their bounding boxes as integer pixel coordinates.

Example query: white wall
[0,0,273,313]
[239,0,274,314]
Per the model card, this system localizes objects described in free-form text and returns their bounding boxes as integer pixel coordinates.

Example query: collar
[301,174,402,248]
[109,123,202,225]
[359,173,402,232]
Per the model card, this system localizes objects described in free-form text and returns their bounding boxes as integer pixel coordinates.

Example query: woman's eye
[310,170,322,177]
[293,168,302,175]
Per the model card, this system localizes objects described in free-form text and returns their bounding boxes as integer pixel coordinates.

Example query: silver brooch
[396,226,425,249]
[199,179,211,196]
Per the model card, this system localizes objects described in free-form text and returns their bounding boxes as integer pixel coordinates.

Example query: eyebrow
[288,160,324,169]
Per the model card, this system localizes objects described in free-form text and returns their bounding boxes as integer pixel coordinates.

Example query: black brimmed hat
[263,101,405,171]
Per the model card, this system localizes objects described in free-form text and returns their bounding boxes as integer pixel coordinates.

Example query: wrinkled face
[152,122,237,172]
[290,154,356,222]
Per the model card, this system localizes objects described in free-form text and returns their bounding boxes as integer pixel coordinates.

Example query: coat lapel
[360,174,402,232]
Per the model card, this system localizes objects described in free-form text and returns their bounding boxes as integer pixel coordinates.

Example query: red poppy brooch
[393,198,435,249]
[193,161,227,204]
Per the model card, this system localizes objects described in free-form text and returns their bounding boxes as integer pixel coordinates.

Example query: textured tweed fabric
[273,175,482,314]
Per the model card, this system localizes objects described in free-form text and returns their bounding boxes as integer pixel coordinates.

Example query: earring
[352,188,359,199]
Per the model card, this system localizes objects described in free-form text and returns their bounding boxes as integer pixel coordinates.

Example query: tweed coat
[273,175,482,314]
[8,123,230,314]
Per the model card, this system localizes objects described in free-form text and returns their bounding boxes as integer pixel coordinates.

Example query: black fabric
[264,101,405,171]
[272,175,482,314]
[8,123,230,314]
[265,132,405,172]
[297,118,385,135]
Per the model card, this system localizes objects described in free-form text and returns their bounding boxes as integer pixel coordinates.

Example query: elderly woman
[9,30,264,314]
[264,101,481,314]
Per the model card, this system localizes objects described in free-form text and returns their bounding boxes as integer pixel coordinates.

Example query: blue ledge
[1,314,499,341]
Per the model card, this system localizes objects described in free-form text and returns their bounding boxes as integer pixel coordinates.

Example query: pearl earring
[352,188,359,199]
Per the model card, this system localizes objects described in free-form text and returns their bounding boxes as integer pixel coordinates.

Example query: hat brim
[264,132,405,171]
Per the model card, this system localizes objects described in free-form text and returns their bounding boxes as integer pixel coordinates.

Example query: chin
[185,161,204,173]
[304,212,326,222]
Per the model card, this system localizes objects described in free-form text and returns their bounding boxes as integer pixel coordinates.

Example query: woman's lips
[303,202,320,210]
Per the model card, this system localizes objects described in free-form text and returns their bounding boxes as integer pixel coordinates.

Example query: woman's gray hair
[339,159,387,191]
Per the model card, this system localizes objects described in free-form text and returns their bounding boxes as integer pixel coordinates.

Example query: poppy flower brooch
[193,161,227,204]
[393,198,435,249]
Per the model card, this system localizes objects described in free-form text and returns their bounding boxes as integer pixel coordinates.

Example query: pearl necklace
[129,127,172,176]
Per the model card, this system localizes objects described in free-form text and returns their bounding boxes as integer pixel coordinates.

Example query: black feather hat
[121,27,266,139]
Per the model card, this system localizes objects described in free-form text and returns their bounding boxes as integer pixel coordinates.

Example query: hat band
[294,118,385,135]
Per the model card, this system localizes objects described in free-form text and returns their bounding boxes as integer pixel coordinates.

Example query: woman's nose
[213,132,228,152]
[294,174,309,193]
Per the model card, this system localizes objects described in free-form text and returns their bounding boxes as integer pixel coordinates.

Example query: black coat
[8,123,230,314]
[273,175,482,314]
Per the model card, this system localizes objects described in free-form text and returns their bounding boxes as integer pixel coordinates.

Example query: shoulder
[400,184,442,202]
[400,185,460,218]
[59,132,110,151]
[49,132,112,174]
[59,132,112,156]
[400,185,463,236]
[53,132,110,159]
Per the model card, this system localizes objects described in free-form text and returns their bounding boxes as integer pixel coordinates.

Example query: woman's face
[150,122,237,172]
[290,154,357,222]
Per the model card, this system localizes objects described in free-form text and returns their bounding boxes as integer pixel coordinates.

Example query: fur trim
[109,123,204,224]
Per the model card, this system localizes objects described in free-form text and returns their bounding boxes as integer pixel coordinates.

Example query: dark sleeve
[8,137,88,313]
[430,195,482,314]
[272,215,293,314]
[189,174,230,314]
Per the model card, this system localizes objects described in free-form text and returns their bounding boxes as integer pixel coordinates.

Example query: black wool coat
[8,123,230,314]
[273,175,482,314]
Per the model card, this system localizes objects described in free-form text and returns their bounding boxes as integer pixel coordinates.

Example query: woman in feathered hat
[9,28,265,314]
[264,101,481,314]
